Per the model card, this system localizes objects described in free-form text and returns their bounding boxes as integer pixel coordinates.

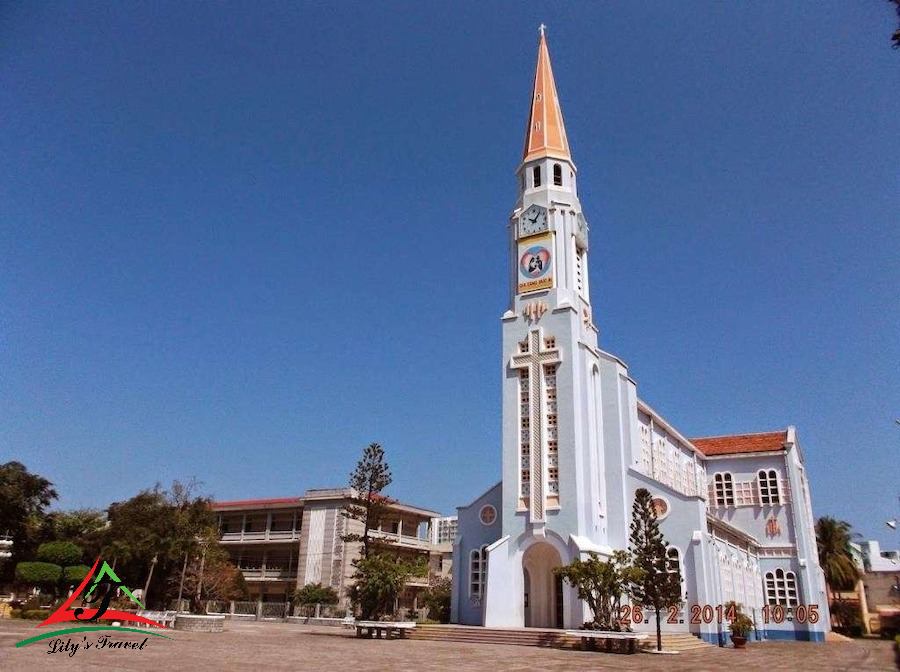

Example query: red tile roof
[690,430,788,456]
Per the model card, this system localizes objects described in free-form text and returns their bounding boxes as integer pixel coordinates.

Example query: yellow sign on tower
[517,234,553,293]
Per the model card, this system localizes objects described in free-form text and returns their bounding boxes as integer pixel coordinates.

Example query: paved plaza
[1,620,896,671]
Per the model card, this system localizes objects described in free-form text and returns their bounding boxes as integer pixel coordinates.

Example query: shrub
[293,583,339,607]
[15,561,62,585]
[9,609,22,619]
[21,609,52,620]
[37,541,84,567]
[108,595,138,611]
[419,577,451,624]
[64,565,91,583]
[830,599,862,636]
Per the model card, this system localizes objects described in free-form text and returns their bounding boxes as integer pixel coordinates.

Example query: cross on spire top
[539,23,546,36]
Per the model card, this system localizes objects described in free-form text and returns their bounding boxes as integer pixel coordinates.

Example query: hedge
[15,561,62,584]
[64,565,91,582]
[22,609,52,620]
[37,541,84,567]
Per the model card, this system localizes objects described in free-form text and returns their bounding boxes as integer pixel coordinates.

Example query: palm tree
[815,516,861,627]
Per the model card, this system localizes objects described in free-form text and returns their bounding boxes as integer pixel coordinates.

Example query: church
[450,29,830,644]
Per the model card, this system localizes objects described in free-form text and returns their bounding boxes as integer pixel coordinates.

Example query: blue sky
[2,3,898,547]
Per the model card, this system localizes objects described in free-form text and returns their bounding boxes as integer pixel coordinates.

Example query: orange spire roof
[522,26,572,165]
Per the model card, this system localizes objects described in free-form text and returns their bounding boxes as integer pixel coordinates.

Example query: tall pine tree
[342,443,394,559]
[629,488,683,652]
[340,443,424,620]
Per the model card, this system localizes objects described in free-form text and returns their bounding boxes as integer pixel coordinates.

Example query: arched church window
[533,165,541,188]
[764,568,799,607]
[713,473,735,508]
[469,548,482,597]
[469,546,489,598]
[666,546,681,578]
[553,163,562,186]
[757,469,780,506]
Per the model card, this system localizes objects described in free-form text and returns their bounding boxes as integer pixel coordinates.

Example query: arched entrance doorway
[522,542,563,628]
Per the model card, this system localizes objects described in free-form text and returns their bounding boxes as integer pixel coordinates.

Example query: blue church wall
[627,471,711,631]
[707,448,830,638]
[755,555,827,640]
[598,352,636,549]
[452,482,502,625]
[705,453,795,547]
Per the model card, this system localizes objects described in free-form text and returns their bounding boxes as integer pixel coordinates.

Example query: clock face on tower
[519,204,548,237]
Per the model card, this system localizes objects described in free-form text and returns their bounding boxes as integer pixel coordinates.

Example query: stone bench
[354,621,416,640]
[565,629,649,654]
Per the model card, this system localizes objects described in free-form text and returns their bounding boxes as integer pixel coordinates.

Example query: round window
[651,497,670,520]
[479,505,497,526]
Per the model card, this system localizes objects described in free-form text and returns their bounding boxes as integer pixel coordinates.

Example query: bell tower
[500,26,605,548]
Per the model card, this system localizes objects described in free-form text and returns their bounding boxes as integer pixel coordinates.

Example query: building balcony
[238,568,298,582]
[220,530,301,544]
[369,530,432,551]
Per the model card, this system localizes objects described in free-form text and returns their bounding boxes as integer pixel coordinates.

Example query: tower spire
[522,26,572,165]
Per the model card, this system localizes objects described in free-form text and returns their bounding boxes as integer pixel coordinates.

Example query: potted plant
[727,602,754,649]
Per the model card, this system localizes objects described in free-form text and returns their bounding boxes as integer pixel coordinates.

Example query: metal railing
[220,530,301,542]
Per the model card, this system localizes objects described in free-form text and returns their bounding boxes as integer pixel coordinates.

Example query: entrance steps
[649,632,715,652]
[408,625,713,652]
[407,624,578,648]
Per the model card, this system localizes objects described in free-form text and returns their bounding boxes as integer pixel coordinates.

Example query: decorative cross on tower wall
[510,328,561,524]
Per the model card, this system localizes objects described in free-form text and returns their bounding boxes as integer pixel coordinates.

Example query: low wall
[175,614,226,632]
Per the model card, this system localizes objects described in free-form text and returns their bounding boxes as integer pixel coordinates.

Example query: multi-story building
[214,488,442,612]
[859,540,900,573]
[429,516,458,577]
[431,516,459,546]
[847,539,900,636]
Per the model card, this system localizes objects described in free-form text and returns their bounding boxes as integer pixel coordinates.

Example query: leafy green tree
[554,550,637,630]
[348,552,424,620]
[420,576,452,623]
[629,488,683,652]
[102,481,217,607]
[342,443,393,559]
[51,509,106,542]
[0,462,58,583]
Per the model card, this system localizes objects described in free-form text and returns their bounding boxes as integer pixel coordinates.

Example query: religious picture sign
[518,234,553,293]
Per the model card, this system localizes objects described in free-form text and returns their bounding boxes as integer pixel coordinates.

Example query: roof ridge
[690,429,787,441]
[215,496,302,505]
